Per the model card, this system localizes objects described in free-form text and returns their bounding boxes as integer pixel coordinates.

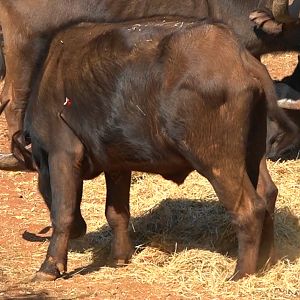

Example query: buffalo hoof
[257,251,277,272]
[111,250,133,267]
[32,271,59,282]
[70,217,87,239]
[33,257,65,281]
[115,259,129,267]
[227,270,248,281]
[110,244,133,268]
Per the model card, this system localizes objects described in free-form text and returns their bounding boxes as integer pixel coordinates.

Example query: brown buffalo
[12,18,298,281]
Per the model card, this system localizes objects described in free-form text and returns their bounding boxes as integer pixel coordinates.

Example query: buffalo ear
[250,9,283,35]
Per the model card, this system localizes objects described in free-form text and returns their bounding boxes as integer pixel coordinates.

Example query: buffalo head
[267,115,300,160]
[267,57,300,160]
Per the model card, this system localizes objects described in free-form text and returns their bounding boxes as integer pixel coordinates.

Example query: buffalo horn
[277,98,300,110]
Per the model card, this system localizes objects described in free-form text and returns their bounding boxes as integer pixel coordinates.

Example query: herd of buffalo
[0,0,299,282]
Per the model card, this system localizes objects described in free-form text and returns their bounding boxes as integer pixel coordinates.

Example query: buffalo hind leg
[105,171,133,266]
[178,138,265,279]
[208,170,266,280]
[34,149,84,281]
[36,149,86,239]
[246,102,277,271]
[256,159,277,270]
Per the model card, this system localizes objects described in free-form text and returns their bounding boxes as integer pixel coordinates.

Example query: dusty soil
[0,53,299,300]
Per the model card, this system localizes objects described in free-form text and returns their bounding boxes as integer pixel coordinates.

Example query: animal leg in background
[105,171,133,265]
[1,26,49,138]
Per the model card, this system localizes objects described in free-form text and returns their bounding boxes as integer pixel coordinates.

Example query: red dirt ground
[0,53,298,299]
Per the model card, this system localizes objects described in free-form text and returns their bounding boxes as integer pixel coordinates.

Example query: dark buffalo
[268,57,300,160]
[276,54,300,109]
[267,107,300,160]
[0,0,300,169]
[13,18,298,281]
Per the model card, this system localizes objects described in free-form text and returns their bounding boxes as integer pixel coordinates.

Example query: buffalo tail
[0,32,5,80]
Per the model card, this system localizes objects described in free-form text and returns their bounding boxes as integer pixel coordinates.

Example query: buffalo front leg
[105,171,133,266]
[34,151,84,281]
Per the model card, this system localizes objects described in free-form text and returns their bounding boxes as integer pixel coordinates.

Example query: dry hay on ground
[0,160,299,299]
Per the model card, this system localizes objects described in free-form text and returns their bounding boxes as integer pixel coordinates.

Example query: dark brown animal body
[0,0,299,154]
[269,57,300,160]
[16,18,298,281]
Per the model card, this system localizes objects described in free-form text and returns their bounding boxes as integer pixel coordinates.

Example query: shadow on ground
[22,197,300,279]
[0,287,51,300]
